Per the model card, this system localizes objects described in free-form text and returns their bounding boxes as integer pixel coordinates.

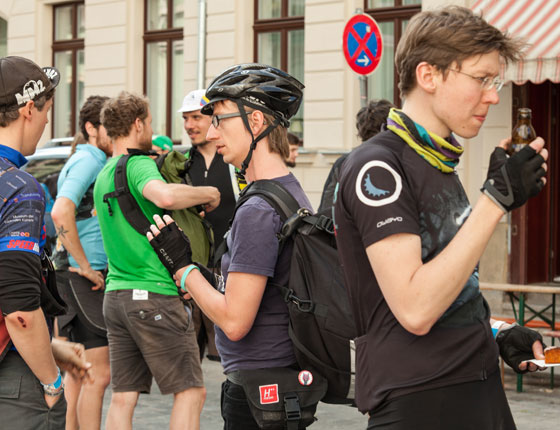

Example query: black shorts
[56,270,108,350]
[367,370,515,430]
[58,314,108,350]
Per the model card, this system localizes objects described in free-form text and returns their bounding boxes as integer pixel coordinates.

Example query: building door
[510,82,560,284]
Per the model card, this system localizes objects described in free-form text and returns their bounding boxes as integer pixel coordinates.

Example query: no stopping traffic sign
[342,14,383,75]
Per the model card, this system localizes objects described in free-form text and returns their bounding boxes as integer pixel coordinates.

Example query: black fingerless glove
[481,145,546,213]
[149,222,193,276]
[496,324,545,374]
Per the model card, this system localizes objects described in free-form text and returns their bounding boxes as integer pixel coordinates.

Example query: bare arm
[51,196,104,289]
[5,309,59,385]
[176,267,266,341]
[142,179,220,212]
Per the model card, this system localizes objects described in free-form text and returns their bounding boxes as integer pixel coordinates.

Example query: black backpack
[231,180,357,405]
[102,150,214,265]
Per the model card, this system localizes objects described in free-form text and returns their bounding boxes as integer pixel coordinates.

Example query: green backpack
[102,150,213,265]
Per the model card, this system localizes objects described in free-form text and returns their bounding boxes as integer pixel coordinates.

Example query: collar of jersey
[76,143,108,163]
[0,144,28,168]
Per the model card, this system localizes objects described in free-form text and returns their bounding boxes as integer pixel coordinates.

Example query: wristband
[42,367,64,396]
[491,320,507,338]
[180,264,200,292]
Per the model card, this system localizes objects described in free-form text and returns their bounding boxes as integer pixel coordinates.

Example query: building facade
[1,0,558,293]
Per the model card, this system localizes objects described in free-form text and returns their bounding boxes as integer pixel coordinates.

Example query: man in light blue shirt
[51,95,112,430]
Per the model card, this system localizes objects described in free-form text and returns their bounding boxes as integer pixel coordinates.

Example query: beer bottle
[508,108,536,155]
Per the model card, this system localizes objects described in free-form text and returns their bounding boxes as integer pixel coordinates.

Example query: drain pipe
[197,0,207,89]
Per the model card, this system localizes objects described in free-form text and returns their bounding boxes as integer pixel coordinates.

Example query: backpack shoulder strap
[102,153,151,235]
[181,148,194,186]
[155,152,168,170]
[234,180,301,222]
[213,180,301,266]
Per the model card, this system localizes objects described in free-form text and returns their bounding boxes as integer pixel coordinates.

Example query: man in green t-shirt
[93,91,220,430]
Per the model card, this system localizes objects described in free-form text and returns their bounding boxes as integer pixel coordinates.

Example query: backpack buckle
[102,195,114,216]
[315,215,334,234]
[284,393,301,422]
[281,209,308,238]
[284,289,314,313]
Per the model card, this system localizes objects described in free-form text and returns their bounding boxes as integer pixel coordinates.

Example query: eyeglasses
[211,112,244,128]
[449,69,504,92]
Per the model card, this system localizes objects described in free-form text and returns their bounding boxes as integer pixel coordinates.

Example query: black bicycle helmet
[201,63,304,175]
[201,63,304,127]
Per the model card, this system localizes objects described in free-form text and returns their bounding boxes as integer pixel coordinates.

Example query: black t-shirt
[334,130,498,413]
[187,148,236,251]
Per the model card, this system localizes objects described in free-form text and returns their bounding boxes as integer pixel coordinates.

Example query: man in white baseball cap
[178,89,242,363]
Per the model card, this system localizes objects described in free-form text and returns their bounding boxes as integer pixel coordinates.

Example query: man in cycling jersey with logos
[334,7,547,429]
[0,56,91,429]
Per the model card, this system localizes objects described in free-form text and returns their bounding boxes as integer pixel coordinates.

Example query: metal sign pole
[359,75,368,108]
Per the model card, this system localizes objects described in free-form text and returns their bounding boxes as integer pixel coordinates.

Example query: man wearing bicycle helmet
[146,64,313,429]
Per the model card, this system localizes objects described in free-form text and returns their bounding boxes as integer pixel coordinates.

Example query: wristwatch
[42,367,64,396]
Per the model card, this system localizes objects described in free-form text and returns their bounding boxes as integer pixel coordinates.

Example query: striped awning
[472,0,560,84]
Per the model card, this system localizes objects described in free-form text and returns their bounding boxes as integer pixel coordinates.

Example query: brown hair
[287,132,302,147]
[0,89,55,127]
[356,99,395,141]
[69,132,87,157]
[79,95,109,140]
[262,112,289,159]
[395,6,524,98]
[100,91,149,139]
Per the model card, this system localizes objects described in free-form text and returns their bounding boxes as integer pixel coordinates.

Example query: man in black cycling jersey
[334,6,547,429]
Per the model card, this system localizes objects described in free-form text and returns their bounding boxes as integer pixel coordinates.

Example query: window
[52,2,85,137]
[144,0,184,141]
[364,0,420,105]
[254,0,304,137]
[0,17,7,58]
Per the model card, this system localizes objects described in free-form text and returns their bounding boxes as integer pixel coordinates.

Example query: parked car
[41,136,74,148]
[22,145,71,183]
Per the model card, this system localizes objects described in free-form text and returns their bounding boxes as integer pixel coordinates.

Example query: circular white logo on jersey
[355,160,402,207]
[298,370,313,386]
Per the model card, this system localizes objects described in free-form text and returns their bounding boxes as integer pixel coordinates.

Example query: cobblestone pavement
[100,359,560,429]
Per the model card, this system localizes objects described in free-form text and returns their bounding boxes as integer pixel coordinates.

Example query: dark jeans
[0,351,66,429]
[221,379,261,430]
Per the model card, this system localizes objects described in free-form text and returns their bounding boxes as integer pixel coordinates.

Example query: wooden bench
[493,317,560,331]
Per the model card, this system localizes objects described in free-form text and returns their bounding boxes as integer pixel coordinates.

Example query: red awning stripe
[472,0,560,84]
[525,4,560,57]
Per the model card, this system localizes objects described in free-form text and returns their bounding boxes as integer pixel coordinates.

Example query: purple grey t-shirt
[216,173,312,373]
